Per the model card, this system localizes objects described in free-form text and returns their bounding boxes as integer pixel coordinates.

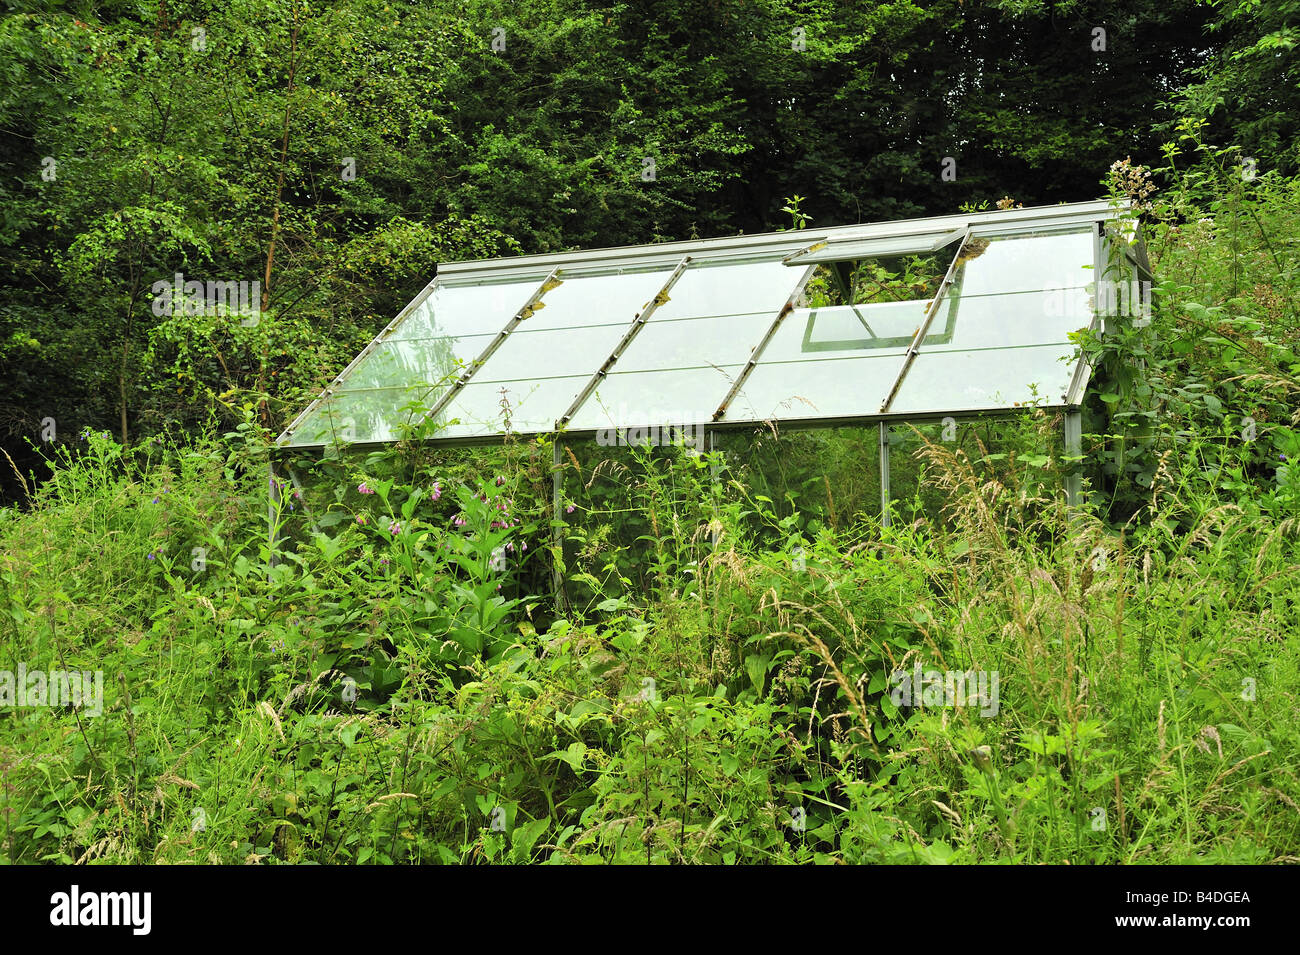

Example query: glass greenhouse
[277,198,1152,523]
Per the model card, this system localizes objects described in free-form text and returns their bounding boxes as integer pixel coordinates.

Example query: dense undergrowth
[1,155,1299,864]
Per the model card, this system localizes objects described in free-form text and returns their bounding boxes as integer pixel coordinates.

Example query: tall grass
[1,160,1298,863]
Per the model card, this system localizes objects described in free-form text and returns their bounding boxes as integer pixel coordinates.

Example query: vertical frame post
[267,457,281,579]
[551,440,564,608]
[1064,410,1082,510]
[879,422,891,529]
[707,429,721,547]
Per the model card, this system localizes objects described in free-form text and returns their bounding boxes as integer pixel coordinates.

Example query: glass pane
[769,300,946,359]
[889,343,1079,414]
[386,277,544,341]
[915,288,1091,351]
[568,260,804,425]
[613,312,777,372]
[717,299,944,422]
[955,229,1094,297]
[569,365,745,431]
[635,259,803,324]
[723,351,906,423]
[452,326,623,382]
[283,387,438,446]
[431,376,592,438]
[790,230,963,263]
[506,268,675,332]
[464,268,678,386]
[337,336,493,393]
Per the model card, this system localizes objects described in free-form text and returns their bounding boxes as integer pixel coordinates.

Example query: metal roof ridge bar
[712,265,817,422]
[421,267,563,427]
[878,230,971,414]
[556,255,693,428]
[438,200,1125,278]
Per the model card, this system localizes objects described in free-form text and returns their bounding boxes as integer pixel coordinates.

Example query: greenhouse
[276,198,1151,531]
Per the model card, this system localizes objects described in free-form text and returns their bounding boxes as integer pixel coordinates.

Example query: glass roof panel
[634,259,802,324]
[766,300,951,360]
[880,231,1097,415]
[428,268,681,432]
[715,298,949,422]
[724,351,911,423]
[386,277,542,341]
[280,205,1115,447]
[612,312,778,372]
[912,288,1091,351]
[458,326,627,382]
[887,343,1078,414]
[566,259,805,427]
[496,268,674,332]
[336,336,492,393]
[428,376,594,439]
[786,229,964,264]
[571,366,747,431]
[956,228,1094,296]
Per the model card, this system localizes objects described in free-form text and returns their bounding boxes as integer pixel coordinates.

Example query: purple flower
[495,475,505,487]
[565,504,575,514]
[389,520,401,536]
[1281,453,1289,462]
[453,515,466,527]
[521,542,527,552]
[431,482,442,501]
[152,497,160,504]
[357,482,373,495]
[146,552,155,560]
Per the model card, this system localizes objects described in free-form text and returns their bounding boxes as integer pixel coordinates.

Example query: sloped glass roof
[279,199,1130,448]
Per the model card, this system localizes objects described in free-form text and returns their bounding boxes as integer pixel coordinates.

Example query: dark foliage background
[5,0,1291,502]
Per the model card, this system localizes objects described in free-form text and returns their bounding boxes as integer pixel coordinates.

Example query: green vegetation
[1,0,1298,864]
[3,158,1298,863]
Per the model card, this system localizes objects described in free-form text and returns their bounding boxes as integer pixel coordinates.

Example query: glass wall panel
[284,387,437,446]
